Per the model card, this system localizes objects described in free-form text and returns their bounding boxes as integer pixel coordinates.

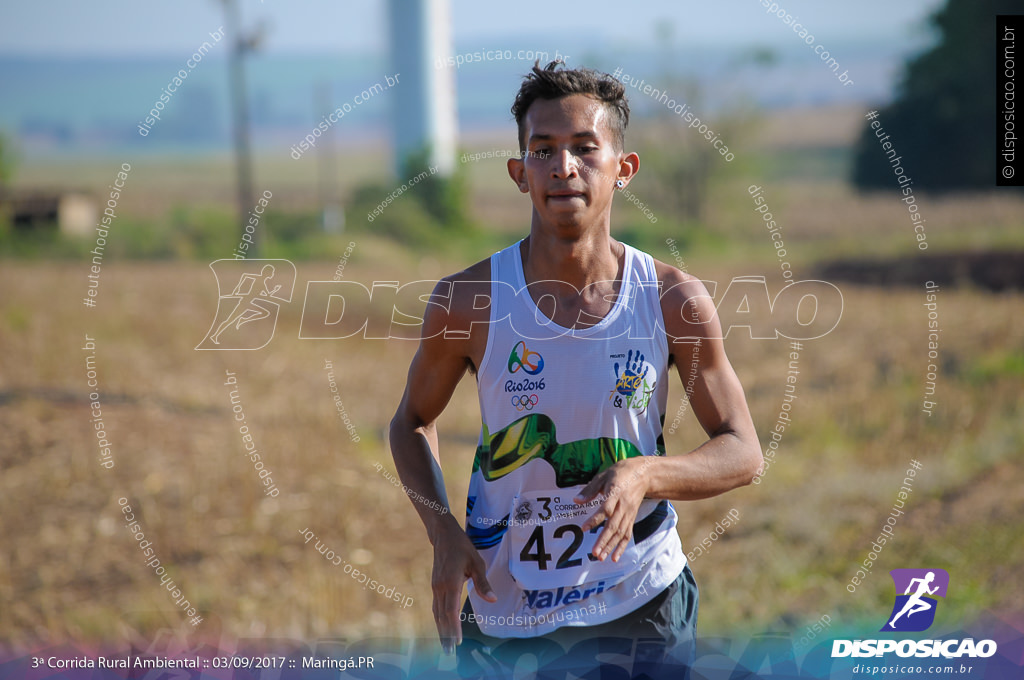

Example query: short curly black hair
[510,60,630,154]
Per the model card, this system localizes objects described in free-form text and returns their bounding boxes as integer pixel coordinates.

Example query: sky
[0,0,946,56]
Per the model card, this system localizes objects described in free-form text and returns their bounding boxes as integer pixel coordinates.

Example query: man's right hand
[388,270,496,654]
[430,522,497,654]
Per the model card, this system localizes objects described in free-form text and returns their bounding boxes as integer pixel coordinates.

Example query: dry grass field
[2,226,1023,652]
[3,106,1024,655]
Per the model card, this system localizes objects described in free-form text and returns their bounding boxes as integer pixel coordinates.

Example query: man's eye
[534,149,550,158]
[578,146,597,154]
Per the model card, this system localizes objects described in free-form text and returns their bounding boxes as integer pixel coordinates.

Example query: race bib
[507,488,638,590]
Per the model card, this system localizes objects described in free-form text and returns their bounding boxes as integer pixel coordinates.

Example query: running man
[888,571,939,628]
[390,61,762,677]
[210,264,281,344]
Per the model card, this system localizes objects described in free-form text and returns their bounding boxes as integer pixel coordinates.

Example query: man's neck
[521,225,623,291]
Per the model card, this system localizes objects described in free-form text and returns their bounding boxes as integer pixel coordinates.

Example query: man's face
[508,94,636,233]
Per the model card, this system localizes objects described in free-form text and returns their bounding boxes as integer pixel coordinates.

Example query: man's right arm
[388,273,496,653]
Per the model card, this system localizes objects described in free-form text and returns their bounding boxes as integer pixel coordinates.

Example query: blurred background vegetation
[1,0,1023,655]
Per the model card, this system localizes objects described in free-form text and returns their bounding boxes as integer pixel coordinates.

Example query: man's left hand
[575,457,651,562]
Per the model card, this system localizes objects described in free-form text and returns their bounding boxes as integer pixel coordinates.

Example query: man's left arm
[579,269,763,562]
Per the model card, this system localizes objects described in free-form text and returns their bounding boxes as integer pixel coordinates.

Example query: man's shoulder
[646,255,707,298]
[646,256,717,339]
[432,255,494,310]
[419,255,495,343]
[439,255,493,288]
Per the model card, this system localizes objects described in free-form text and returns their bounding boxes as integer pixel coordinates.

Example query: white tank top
[465,240,686,637]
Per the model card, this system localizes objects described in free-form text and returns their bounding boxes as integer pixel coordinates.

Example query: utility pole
[316,82,343,233]
[219,0,262,256]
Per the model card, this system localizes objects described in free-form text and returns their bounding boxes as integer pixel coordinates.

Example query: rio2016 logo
[508,341,544,375]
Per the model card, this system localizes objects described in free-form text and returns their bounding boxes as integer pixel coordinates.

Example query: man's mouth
[548,190,586,201]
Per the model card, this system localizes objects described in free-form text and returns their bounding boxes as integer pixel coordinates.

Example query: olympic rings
[511,394,540,411]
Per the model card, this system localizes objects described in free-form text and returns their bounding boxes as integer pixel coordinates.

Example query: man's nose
[551,149,579,178]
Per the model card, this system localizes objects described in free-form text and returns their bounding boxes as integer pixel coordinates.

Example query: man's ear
[508,157,529,193]
[617,152,640,187]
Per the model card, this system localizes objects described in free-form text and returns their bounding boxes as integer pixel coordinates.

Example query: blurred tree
[637,19,714,223]
[400,146,475,235]
[342,145,477,248]
[635,21,765,224]
[0,133,15,192]
[0,133,15,231]
[851,0,1019,191]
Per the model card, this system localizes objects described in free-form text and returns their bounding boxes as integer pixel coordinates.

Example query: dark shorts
[457,564,699,679]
